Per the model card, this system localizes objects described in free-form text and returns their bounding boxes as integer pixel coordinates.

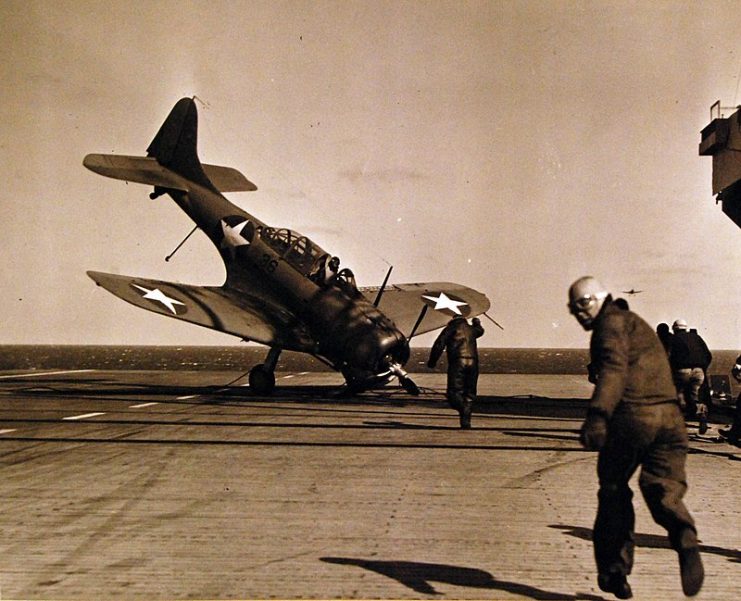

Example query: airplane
[621,289,644,295]
[83,98,490,396]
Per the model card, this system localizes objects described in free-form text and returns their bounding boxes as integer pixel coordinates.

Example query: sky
[1,0,740,350]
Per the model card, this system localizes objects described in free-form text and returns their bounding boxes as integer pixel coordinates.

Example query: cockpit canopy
[260,227,327,276]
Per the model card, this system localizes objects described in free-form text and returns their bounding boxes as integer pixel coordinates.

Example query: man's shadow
[320,557,605,599]
[551,524,741,564]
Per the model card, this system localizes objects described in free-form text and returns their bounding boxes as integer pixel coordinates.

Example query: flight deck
[0,369,739,600]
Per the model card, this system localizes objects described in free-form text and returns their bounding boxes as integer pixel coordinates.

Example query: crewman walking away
[567,276,703,599]
[669,319,713,434]
[427,315,484,429]
[655,322,673,356]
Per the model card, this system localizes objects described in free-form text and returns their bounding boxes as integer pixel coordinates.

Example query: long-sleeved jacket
[669,330,712,370]
[428,316,484,367]
[589,300,676,417]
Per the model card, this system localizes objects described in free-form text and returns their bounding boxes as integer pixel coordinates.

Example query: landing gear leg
[248,347,281,395]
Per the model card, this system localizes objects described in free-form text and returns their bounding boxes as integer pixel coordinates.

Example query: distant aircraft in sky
[621,288,644,295]
[83,98,490,395]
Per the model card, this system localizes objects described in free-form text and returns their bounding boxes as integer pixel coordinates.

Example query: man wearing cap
[669,319,713,434]
[567,276,703,599]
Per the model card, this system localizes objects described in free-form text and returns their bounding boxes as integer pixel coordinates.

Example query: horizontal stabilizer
[201,164,258,192]
[83,154,189,190]
[83,154,257,192]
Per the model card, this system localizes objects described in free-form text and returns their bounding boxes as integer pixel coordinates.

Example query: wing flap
[87,271,314,351]
[360,282,491,338]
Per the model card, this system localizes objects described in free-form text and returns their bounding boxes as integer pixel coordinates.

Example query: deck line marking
[0,429,17,435]
[63,412,106,421]
[177,395,199,400]
[0,369,94,380]
[130,402,159,408]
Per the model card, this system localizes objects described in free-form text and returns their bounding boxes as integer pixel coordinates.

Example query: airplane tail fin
[146,97,216,192]
[84,98,257,192]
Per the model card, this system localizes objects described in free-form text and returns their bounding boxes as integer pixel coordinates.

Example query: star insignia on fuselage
[220,218,252,260]
[421,292,469,315]
[132,284,186,315]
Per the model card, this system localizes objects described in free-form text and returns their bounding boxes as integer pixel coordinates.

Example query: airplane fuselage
[167,181,410,380]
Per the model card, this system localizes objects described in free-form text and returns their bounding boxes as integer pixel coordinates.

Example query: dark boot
[678,547,704,596]
[597,572,633,599]
[459,403,472,429]
[675,528,704,597]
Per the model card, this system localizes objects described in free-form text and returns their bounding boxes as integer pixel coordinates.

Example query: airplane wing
[87,271,315,351]
[361,282,491,338]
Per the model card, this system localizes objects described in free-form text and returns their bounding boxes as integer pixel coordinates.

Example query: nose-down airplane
[84,98,490,395]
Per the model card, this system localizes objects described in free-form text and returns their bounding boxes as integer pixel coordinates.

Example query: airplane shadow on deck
[8,376,737,454]
[15,378,739,451]
[7,373,589,416]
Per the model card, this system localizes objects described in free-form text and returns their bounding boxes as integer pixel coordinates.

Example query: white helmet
[672,319,689,332]
[568,276,609,330]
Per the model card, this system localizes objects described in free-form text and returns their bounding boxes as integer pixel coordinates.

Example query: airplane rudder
[146,97,215,191]
[146,97,197,165]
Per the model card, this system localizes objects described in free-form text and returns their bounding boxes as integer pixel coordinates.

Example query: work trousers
[446,358,478,411]
[594,401,698,578]
[673,367,706,417]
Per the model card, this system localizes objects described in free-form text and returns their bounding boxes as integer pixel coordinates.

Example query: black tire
[248,364,276,395]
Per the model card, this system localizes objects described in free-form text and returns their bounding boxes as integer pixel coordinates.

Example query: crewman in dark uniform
[427,315,484,429]
[669,319,713,434]
[568,276,703,599]
[719,354,741,446]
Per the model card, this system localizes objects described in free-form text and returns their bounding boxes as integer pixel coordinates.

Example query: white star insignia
[421,292,469,315]
[132,284,186,315]
[220,219,251,259]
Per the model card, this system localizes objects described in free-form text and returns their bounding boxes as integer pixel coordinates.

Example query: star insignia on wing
[132,284,186,315]
[421,292,469,315]
[220,218,252,260]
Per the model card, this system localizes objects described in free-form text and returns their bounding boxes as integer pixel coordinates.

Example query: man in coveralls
[568,276,703,599]
[427,315,484,429]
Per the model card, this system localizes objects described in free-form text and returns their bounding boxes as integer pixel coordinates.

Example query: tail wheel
[249,364,276,395]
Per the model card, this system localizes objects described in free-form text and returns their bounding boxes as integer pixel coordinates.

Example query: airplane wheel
[249,364,275,395]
